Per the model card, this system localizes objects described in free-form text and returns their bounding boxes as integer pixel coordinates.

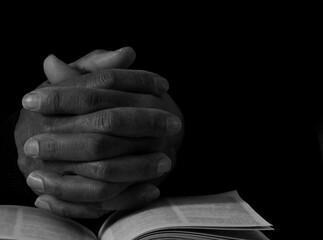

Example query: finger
[74,153,172,182]
[43,153,172,182]
[22,86,160,114]
[44,47,136,84]
[35,194,108,218]
[93,183,160,210]
[55,69,169,97]
[69,47,136,72]
[24,70,168,111]
[23,133,157,161]
[34,184,160,218]
[26,170,129,202]
[43,54,81,84]
[44,108,182,137]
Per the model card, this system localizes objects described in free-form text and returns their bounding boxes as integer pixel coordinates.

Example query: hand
[15,48,183,218]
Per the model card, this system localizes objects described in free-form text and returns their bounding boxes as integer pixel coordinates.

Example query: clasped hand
[14,48,183,218]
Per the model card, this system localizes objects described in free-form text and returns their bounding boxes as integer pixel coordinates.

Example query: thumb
[44,47,136,84]
[43,55,80,84]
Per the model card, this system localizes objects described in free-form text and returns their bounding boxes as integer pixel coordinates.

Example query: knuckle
[94,111,116,133]
[49,90,62,112]
[105,162,119,178]
[55,205,69,218]
[94,161,119,181]
[83,136,99,157]
[44,139,59,160]
[93,162,108,180]
[95,112,108,132]
[136,71,152,88]
[140,160,154,178]
[136,70,165,94]
[52,181,65,199]
[147,116,162,132]
[84,90,102,108]
[95,69,115,88]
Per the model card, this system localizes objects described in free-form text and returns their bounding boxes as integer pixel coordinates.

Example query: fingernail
[166,116,182,135]
[35,199,52,212]
[145,187,160,201]
[154,77,169,94]
[22,92,42,110]
[27,173,44,192]
[157,157,172,175]
[24,138,39,157]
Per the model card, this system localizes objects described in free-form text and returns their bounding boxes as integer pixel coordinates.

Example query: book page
[99,190,272,240]
[140,229,270,240]
[168,190,271,227]
[0,205,97,240]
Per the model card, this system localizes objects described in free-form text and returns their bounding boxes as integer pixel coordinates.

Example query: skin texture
[14,48,184,218]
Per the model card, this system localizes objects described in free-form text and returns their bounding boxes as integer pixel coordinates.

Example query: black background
[0,1,322,239]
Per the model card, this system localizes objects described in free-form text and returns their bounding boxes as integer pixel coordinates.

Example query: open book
[0,190,273,240]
